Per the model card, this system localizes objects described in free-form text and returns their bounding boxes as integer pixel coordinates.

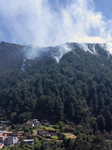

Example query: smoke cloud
[22,44,71,63]
[0,0,112,49]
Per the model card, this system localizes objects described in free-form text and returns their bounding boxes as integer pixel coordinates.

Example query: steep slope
[0,41,24,73]
[0,41,112,134]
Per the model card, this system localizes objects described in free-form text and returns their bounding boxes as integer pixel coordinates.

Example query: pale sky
[0,0,112,46]
[93,0,112,19]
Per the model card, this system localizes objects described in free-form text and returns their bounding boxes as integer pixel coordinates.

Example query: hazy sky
[93,0,112,19]
[0,0,112,46]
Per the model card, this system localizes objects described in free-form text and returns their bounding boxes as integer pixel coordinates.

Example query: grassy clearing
[37,128,45,131]
[51,136,59,140]
[63,133,77,139]
[45,127,55,131]
[39,125,45,129]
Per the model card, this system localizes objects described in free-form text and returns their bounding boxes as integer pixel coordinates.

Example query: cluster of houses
[0,119,39,149]
[0,119,57,149]
[0,131,20,149]
[0,131,34,149]
[26,119,57,138]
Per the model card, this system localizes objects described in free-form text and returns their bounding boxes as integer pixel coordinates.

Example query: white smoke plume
[22,44,71,63]
[0,0,112,60]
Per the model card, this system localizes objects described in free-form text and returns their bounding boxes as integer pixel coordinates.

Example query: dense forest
[1,42,112,149]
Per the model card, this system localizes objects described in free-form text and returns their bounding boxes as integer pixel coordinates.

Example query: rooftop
[23,139,34,142]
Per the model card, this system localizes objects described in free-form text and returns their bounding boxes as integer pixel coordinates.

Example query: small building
[50,131,57,136]
[26,121,34,127]
[43,123,49,127]
[13,131,24,138]
[38,131,45,136]
[26,119,40,127]
[23,139,34,145]
[0,121,11,126]
[17,131,24,138]
[5,136,18,146]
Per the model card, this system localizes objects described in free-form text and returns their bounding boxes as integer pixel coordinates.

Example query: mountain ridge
[0,41,111,74]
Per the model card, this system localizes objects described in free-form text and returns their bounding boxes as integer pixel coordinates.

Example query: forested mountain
[0,41,24,73]
[0,41,112,134]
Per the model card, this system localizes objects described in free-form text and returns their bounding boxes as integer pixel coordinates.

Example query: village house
[49,131,57,136]
[0,131,13,137]
[26,121,34,127]
[4,136,19,146]
[0,131,19,146]
[26,119,40,127]
[38,131,45,136]
[43,123,49,127]
[23,139,34,145]
[13,131,24,138]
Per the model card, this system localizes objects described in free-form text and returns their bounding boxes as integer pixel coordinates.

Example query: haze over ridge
[0,0,112,52]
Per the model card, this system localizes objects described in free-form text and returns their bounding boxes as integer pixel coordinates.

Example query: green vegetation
[1,42,112,149]
[45,127,55,131]
[51,136,58,140]
[62,133,77,139]
[2,135,112,150]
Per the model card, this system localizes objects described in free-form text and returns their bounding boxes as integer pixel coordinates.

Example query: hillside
[1,41,112,149]
[0,41,24,73]
[0,42,112,131]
